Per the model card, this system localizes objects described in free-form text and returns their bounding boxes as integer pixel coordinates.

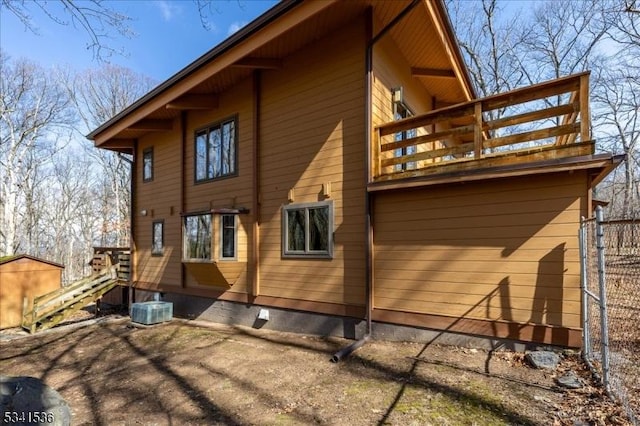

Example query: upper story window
[282,201,333,258]
[142,147,154,182]
[195,116,237,183]
[392,89,417,172]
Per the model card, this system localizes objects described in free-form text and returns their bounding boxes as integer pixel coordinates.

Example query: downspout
[129,142,137,313]
[180,111,187,288]
[251,69,261,300]
[331,0,420,363]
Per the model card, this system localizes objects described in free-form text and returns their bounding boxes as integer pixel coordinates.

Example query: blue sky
[1,0,278,82]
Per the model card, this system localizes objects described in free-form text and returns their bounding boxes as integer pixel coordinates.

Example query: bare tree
[1,0,133,61]
[0,53,75,256]
[446,0,526,98]
[594,0,640,218]
[518,0,608,82]
[2,0,232,61]
[67,65,155,247]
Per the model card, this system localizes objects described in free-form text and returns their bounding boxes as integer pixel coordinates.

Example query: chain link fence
[581,206,640,424]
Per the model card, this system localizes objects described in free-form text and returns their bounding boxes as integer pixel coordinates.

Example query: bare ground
[0,315,632,426]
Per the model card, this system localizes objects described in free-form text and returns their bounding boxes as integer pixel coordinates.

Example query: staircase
[21,265,119,334]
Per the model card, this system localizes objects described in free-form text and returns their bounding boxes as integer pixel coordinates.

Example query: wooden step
[22,266,119,333]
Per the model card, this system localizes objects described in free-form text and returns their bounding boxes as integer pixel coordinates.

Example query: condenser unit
[131,301,173,325]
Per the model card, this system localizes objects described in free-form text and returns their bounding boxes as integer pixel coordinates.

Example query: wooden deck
[372,73,593,183]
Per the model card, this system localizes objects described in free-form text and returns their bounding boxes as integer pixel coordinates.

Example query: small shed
[0,255,64,329]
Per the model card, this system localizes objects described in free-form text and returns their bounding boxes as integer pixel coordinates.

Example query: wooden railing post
[372,127,381,180]
[31,300,37,333]
[579,73,590,142]
[22,296,29,327]
[474,102,483,159]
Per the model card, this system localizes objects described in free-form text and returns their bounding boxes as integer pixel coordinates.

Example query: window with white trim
[282,201,333,258]
[183,214,212,261]
[220,214,237,260]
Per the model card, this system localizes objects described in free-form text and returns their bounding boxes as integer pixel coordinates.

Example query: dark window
[152,220,164,256]
[183,214,212,260]
[220,215,236,260]
[143,147,154,182]
[282,201,333,258]
[195,117,237,182]
[393,100,417,172]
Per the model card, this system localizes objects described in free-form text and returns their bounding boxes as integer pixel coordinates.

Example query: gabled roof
[88,0,475,152]
[0,254,64,269]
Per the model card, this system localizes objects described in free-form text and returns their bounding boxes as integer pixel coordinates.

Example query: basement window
[195,116,237,183]
[282,201,333,258]
[183,214,212,261]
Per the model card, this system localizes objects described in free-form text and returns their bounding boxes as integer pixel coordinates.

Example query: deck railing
[373,72,594,182]
[92,247,131,282]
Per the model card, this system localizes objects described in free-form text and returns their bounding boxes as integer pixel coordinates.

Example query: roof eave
[431,0,477,100]
[87,0,302,141]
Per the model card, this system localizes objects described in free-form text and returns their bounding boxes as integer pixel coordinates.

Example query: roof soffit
[91,0,340,146]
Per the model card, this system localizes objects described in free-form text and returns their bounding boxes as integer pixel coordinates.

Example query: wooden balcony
[372,73,594,186]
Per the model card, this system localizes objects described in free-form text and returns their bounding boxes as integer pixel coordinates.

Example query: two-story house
[88,0,621,348]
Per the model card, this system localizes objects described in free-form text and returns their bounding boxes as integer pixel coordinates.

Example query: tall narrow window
[220,215,237,260]
[282,201,333,258]
[152,220,164,256]
[183,214,212,261]
[195,117,237,183]
[392,93,416,172]
[143,147,154,182]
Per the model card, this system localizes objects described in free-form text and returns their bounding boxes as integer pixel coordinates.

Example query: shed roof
[0,255,64,269]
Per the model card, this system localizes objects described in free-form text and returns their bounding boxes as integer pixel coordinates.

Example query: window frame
[142,147,154,182]
[194,115,238,184]
[219,214,237,261]
[282,200,333,259]
[151,220,164,256]
[393,99,417,172]
[182,213,213,262]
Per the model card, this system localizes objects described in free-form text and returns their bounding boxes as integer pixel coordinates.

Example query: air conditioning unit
[131,301,173,325]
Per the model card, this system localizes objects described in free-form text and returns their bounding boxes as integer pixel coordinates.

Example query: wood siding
[136,120,183,288]
[257,15,367,306]
[0,258,62,328]
[183,78,253,294]
[372,171,589,332]
[135,78,253,294]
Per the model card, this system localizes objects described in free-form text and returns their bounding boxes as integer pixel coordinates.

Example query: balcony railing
[372,72,594,183]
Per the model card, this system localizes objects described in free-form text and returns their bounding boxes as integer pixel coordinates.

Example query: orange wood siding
[136,120,183,288]
[257,15,367,306]
[135,77,254,293]
[372,35,438,174]
[0,258,62,328]
[372,35,433,128]
[183,78,253,293]
[373,171,589,330]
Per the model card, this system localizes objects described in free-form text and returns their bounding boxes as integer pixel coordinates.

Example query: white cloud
[227,21,247,36]
[157,1,181,22]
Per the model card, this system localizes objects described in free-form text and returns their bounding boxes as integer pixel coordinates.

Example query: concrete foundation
[140,292,542,351]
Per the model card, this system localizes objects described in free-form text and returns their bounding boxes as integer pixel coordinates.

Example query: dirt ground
[0,315,632,426]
